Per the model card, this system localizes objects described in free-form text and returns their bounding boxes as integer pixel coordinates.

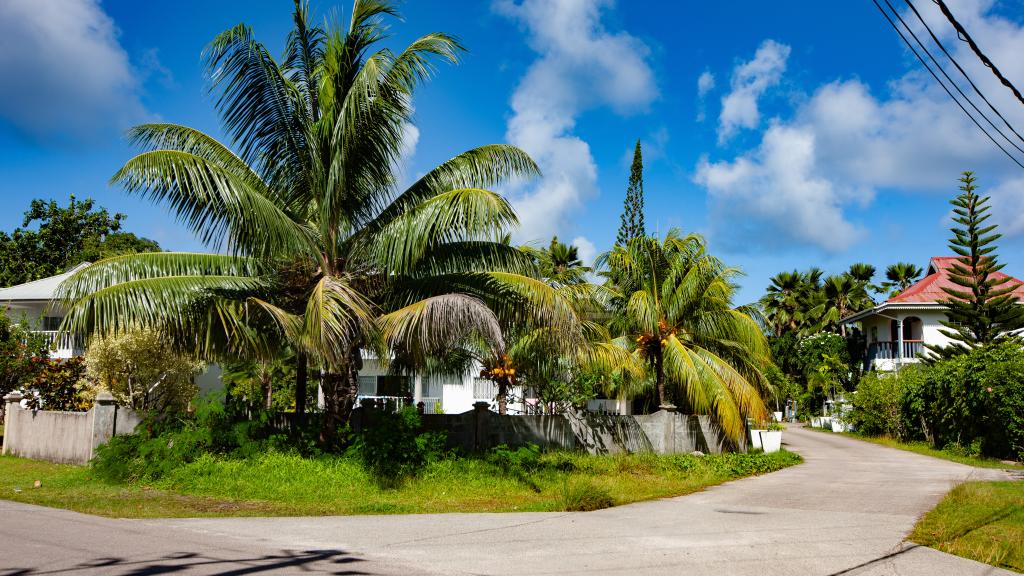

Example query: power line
[904,0,1024,148]
[870,0,1024,170]
[933,0,1024,109]
[885,0,1024,158]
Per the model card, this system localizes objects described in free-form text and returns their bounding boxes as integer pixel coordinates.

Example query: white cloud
[495,0,656,242]
[697,1,1024,252]
[0,0,149,142]
[571,236,597,268]
[718,40,790,143]
[696,71,715,122]
[697,71,715,98]
[696,124,864,252]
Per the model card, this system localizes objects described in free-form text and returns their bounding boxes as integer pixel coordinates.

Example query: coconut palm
[598,230,770,442]
[883,262,924,296]
[57,0,565,445]
[760,270,805,336]
[817,274,869,337]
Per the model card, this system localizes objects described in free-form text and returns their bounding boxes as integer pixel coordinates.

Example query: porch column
[896,317,905,365]
[413,373,423,403]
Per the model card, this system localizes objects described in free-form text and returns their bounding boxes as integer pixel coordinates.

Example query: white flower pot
[811,417,821,428]
[831,419,844,433]
[760,430,783,453]
[773,411,784,422]
[750,429,765,450]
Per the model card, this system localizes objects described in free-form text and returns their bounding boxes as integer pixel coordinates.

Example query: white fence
[2,391,140,464]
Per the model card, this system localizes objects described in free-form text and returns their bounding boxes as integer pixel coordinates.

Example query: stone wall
[2,391,140,464]
[355,401,744,455]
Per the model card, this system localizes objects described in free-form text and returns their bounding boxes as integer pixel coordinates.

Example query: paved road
[0,426,1016,575]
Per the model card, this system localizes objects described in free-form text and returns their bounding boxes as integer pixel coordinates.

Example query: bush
[849,367,924,438]
[486,443,541,475]
[351,407,447,482]
[23,357,90,412]
[904,342,1024,460]
[561,479,615,511]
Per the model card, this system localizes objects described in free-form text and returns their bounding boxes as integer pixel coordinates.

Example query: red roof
[887,256,1024,304]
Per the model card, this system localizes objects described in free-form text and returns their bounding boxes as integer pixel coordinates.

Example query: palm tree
[817,275,869,337]
[599,230,769,442]
[883,262,924,296]
[760,270,804,336]
[58,1,564,446]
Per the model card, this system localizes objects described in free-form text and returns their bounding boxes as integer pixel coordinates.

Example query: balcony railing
[31,331,84,358]
[868,340,924,361]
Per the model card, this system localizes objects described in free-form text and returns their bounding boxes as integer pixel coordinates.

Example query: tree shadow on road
[0,548,373,575]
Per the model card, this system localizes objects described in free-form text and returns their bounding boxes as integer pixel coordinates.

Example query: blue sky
[2,0,1024,303]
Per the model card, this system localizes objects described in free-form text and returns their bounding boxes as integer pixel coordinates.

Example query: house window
[376,375,409,397]
[42,316,63,331]
[357,376,377,395]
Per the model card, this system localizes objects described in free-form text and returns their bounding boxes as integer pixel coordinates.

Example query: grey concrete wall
[361,403,740,455]
[2,391,140,465]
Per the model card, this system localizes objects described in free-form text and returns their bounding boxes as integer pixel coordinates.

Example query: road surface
[0,425,1015,575]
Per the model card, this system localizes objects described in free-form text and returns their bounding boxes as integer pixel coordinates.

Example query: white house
[0,265,541,415]
[0,262,90,359]
[844,256,1024,371]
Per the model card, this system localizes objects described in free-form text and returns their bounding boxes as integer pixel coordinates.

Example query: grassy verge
[911,480,1024,572]
[803,426,1023,470]
[0,449,800,518]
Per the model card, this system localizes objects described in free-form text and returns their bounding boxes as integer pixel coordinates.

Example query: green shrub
[849,367,924,438]
[561,479,614,511]
[903,342,1024,460]
[486,443,541,475]
[351,407,446,483]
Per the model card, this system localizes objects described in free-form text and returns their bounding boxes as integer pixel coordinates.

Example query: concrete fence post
[473,401,491,451]
[2,391,23,456]
[87,391,117,462]
[661,404,677,454]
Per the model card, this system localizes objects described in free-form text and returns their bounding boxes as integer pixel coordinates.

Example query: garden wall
[2,391,140,464]
[354,401,744,455]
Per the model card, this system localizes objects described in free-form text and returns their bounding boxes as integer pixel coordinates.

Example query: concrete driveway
[0,425,1016,575]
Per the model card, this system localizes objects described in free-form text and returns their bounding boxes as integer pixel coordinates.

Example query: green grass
[911,480,1024,572]
[804,426,1023,469]
[0,449,801,518]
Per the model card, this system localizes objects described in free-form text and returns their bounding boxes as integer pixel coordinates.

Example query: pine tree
[616,139,645,245]
[926,172,1024,360]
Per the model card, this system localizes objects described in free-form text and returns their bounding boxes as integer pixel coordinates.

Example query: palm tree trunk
[497,380,508,415]
[319,347,363,450]
[294,352,307,416]
[655,349,667,408]
[262,370,273,410]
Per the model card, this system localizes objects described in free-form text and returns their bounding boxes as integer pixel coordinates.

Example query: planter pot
[773,411,784,422]
[760,430,783,453]
[811,417,821,428]
[831,419,844,433]
[750,429,765,450]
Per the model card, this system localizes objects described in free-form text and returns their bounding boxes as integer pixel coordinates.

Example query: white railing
[31,331,83,358]
[419,397,443,414]
[356,395,410,413]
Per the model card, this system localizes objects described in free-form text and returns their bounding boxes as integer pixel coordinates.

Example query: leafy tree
[222,356,299,411]
[58,1,566,447]
[882,262,923,296]
[0,196,160,287]
[615,139,645,246]
[926,172,1024,359]
[23,357,89,412]
[599,230,770,441]
[84,329,202,412]
[0,308,49,401]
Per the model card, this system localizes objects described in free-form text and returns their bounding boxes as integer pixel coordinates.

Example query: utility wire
[885,0,1024,158]
[934,0,1024,109]
[871,0,1024,170]
[905,0,1024,148]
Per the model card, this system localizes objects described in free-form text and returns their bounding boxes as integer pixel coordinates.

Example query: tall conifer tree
[926,172,1024,359]
[616,139,645,245]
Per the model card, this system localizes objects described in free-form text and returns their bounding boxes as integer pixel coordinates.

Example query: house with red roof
[844,256,1024,371]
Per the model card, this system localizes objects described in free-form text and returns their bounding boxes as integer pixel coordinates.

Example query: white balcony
[32,331,84,359]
